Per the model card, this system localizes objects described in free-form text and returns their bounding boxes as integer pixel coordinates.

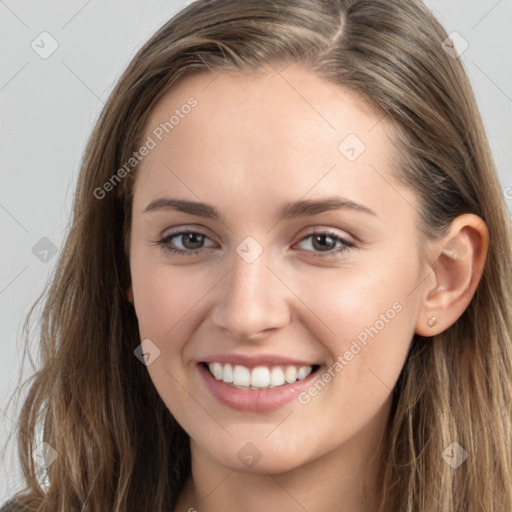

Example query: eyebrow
[143,196,377,221]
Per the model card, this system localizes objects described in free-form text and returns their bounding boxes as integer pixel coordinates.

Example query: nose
[210,247,291,341]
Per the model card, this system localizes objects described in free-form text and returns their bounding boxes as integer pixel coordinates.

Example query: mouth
[200,361,321,390]
[197,354,324,411]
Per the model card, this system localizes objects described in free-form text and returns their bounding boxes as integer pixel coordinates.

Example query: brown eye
[175,232,206,250]
[295,231,354,258]
[157,229,215,256]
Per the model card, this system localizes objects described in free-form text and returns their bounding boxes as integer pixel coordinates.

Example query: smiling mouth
[201,361,321,390]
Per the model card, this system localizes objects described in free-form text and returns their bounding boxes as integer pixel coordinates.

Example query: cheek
[130,257,209,342]
[129,259,207,426]
[283,266,416,451]
[291,255,419,393]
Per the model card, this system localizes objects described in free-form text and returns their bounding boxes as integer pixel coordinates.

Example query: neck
[175,398,391,512]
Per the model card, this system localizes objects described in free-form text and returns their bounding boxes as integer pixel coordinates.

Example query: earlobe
[126,284,134,304]
[415,213,489,336]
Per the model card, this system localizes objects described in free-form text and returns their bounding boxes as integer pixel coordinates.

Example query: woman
[2,0,511,510]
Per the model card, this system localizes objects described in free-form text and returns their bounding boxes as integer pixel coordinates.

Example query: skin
[127,64,489,512]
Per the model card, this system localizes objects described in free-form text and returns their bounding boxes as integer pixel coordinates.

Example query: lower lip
[197,363,320,412]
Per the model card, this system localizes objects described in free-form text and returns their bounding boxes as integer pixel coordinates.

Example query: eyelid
[160,224,214,238]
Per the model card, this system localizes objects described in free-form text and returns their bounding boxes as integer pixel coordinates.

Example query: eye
[155,229,216,256]
[153,228,355,258]
[294,230,354,258]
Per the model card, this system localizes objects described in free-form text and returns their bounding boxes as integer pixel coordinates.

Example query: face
[128,64,427,475]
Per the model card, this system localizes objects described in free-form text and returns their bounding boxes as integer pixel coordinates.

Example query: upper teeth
[207,362,313,389]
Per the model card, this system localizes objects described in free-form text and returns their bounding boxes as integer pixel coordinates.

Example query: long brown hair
[2,0,512,510]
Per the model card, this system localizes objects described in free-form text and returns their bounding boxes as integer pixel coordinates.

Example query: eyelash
[154,229,355,259]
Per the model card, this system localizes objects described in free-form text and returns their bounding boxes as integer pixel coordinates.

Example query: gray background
[1,0,511,500]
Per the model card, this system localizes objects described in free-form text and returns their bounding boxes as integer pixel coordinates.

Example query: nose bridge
[210,239,290,339]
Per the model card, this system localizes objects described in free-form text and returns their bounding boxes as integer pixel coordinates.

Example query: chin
[224,452,305,475]
[203,435,311,475]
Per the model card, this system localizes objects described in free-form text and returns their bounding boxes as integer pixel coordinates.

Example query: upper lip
[199,353,320,368]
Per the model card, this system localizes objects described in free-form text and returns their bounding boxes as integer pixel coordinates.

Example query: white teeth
[250,366,270,387]
[211,362,223,380]
[232,365,251,387]
[269,367,285,386]
[284,366,297,383]
[297,366,312,380]
[223,363,233,383]
[207,362,314,389]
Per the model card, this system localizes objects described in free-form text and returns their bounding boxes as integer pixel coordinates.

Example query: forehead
[133,64,410,221]
[144,64,386,148]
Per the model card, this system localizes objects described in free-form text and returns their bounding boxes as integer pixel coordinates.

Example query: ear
[126,284,134,304]
[415,213,489,336]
